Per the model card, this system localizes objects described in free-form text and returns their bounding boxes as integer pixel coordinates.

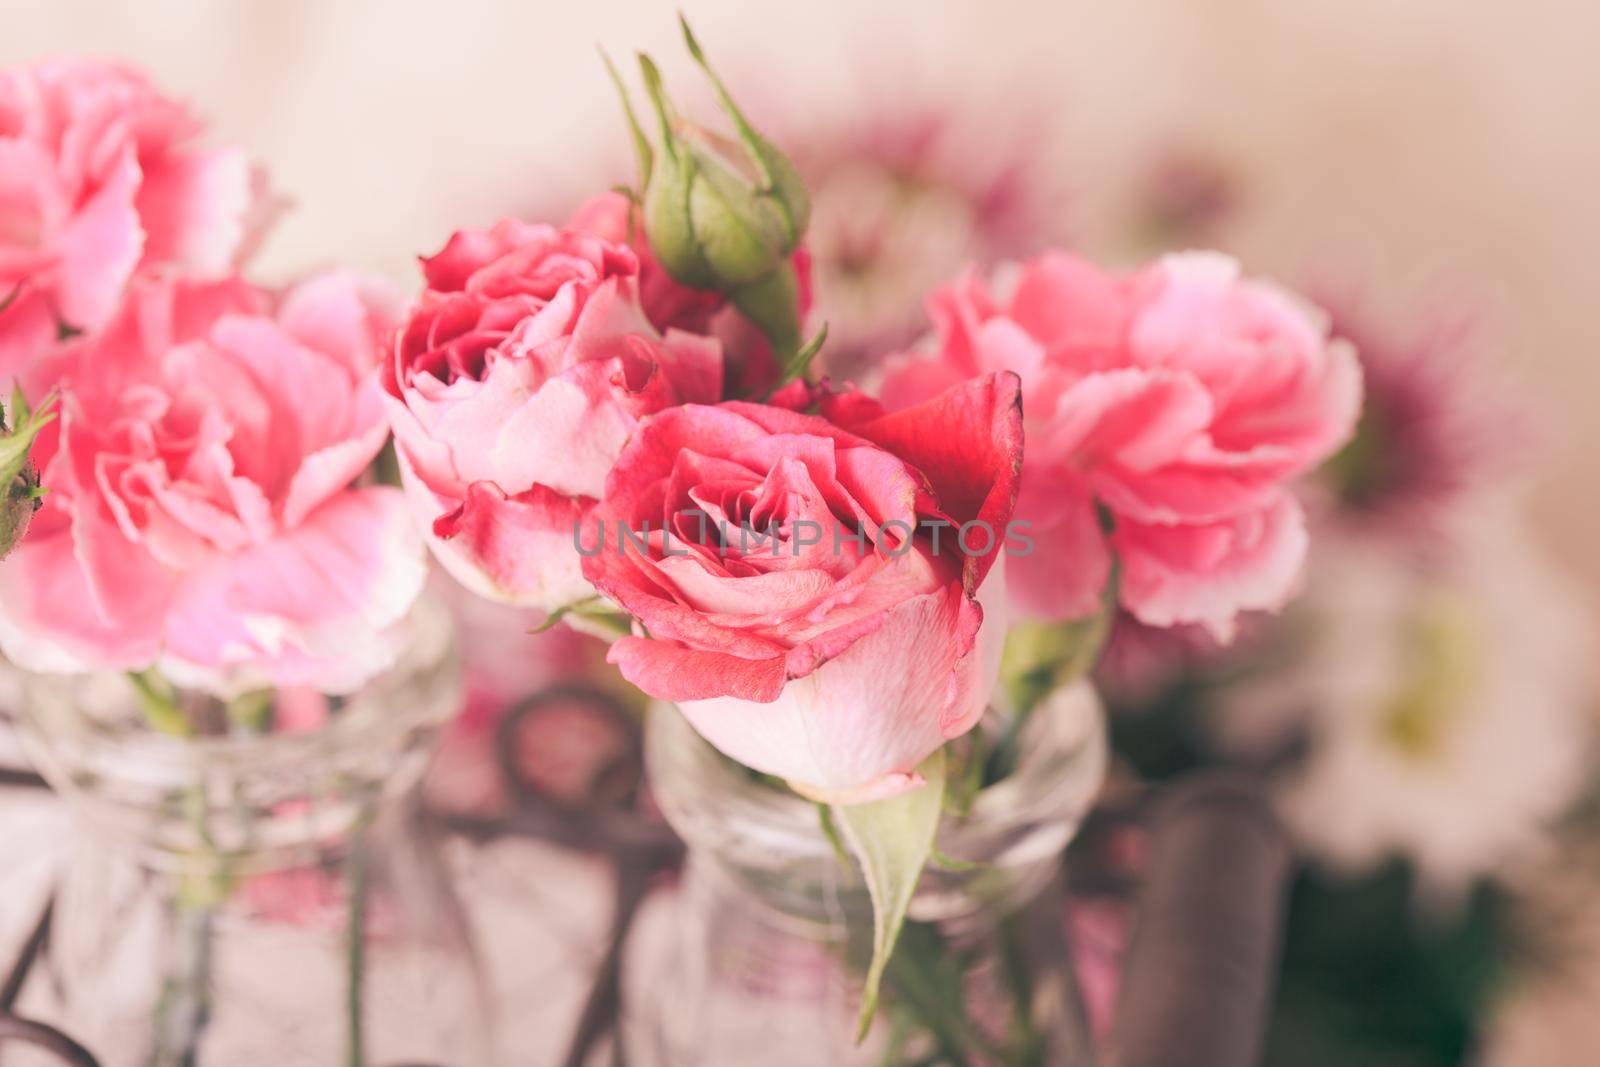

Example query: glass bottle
[13,600,492,1067]
[625,684,1107,1066]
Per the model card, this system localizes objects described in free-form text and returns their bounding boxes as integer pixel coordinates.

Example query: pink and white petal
[488,359,638,499]
[1006,479,1112,621]
[276,269,401,378]
[677,584,977,793]
[135,146,260,274]
[280,388,389,527]
[383,390,466,498]
[52,152,143,331]
[0,525,168,673]
[426,478,593,611]
[163,487,426,693]
[607,637,787,704]
[1114,495,1308,642]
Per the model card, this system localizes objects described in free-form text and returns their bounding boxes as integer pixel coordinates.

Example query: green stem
[129,670,192,738]
[346,828,370,1067]
[151,905,214,1067]
[881,921,1006,1065]
[997,913,1044,1067]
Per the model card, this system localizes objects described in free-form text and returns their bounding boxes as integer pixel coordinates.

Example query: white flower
[1214,502,1596,899]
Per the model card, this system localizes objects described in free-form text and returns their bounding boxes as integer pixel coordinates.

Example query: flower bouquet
[374,19,1360,1065]
[2,20,1364,1067]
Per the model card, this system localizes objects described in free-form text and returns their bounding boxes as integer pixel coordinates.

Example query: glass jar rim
[646,681,1107,863]
[14,594,459,783]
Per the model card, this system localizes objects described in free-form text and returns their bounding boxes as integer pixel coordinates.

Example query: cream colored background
[6,0,1598,605]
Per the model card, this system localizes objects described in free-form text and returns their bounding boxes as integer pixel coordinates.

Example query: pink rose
[0,60,270,375]
[382,218,724,611]
[580,373,1023,800]
[0,270,424,693]
[883,252,1360,639]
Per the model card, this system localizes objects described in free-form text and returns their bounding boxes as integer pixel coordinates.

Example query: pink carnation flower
[0,59,270,374]
[883,252,1361,639]
[0,271,424,693]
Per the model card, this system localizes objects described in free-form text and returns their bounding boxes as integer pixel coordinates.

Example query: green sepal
[832,747,947,1043]
[928,846,979,872]
[685,141,788,285]
[817,803,852,868]
[599,47,653,189]
[636,53,718,290]
[532,597,635,641]
[679,15,810,246]
[0,386,57,486]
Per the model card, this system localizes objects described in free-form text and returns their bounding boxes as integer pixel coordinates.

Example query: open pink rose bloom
[382,217,724,611]
[581,374,1023,799]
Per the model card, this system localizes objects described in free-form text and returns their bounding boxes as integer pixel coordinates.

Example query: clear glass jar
[13,599,492,1067]
[624,684,1108,1067]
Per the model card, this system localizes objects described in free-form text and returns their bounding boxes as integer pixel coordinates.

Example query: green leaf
[832,747,946,1043]
[816,803,852,868]
[928,846,979,872]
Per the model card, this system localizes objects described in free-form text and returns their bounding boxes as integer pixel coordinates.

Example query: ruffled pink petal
[280,391,389,527]
[162,487,425,691]
[0,512,171,672]
[135,146,260,274]
[1114,494,1308,642]
[1006,480,1111,621]
[51,151,143,331]
[275,269,400,378]
[0,289,59,392]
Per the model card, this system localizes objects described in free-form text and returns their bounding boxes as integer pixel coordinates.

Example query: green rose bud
[604,18,821,387]
[0,386,56,561]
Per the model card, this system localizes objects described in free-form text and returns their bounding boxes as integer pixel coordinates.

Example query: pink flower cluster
[882,252,1361,639]
[381,229,1359,794]
[0,57,1361,795]
[0,61,421,694]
